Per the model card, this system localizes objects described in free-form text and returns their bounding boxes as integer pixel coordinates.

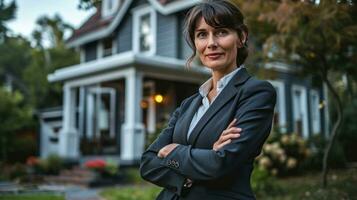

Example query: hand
[213,118,242,151]
[157,143,179,158]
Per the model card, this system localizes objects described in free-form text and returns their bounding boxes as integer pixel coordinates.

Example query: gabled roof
[67,0,200,47]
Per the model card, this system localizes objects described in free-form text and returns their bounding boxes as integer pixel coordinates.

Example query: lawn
[0,194,64,200]
[100,168,357,200]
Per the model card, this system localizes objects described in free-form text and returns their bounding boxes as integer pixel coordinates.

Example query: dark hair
[184,0,249,68]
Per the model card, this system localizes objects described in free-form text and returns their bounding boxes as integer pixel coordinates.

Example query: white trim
[264,62,296,73]
[66,68,131,88]
[148,0,200,15]
[268,80,287,133]
[102,0,121,19]
[48,51,135,82]
[133,6,157,56]
[291,85,309,138]
[48,52,208,82]
[310,89,321,135]
[67,0,201,47]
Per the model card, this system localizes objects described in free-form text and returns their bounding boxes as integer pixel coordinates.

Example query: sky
[6,0,96,40]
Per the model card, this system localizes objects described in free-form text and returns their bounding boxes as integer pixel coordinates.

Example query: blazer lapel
[187,68,251,145]
[177,94,202,145]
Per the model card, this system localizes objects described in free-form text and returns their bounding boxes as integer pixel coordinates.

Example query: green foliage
[100,186,161,200]
[251,166,281,196]
[304,135,347,170]
[0,195,64,200]
[256,130,311,176]
[339,99,357,162]
[31,154,64,175]
[0,88,32,162]
[0,0,16,39]
[123,168,144,184]
[78,0,101,10]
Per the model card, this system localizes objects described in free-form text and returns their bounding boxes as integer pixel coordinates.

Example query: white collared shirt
[187,67,242,140]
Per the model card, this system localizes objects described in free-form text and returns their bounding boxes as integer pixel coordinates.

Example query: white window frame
[102,0,122,19]
[269,80,287,133]
[310,89,321,135]
[291,85,309,138]
[133,6,157,56]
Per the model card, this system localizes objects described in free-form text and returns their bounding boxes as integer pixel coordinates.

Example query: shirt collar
[199,67,241,97]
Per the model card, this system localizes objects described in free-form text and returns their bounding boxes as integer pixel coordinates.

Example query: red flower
[26,156,40,166]
[84,159,106,170]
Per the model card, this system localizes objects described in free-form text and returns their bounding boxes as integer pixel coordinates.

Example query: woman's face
[194,17,242,72]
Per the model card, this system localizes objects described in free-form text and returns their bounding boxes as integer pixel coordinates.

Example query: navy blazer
[140,68,276,200]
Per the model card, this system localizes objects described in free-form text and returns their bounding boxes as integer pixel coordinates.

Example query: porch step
[43,167,96,186]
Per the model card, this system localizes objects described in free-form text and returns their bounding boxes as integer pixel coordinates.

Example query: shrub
[26,154,64,175]
[256,130,311,176]
[84,159,119,177]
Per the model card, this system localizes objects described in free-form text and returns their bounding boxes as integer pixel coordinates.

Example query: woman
[140,0,276,199]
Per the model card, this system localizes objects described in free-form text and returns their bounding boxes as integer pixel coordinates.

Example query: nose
[207,34,217,49]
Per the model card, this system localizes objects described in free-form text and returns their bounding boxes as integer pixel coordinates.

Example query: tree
[0,87,32,162]
[0,0,16,40]
[23,15,79,108]
[232,0,357,187]
[78,0,101,10]
[0,36,32,95]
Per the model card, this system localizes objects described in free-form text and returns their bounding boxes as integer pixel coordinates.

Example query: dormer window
[103,37,113,57]
[133,7,157,55]
[102,0,122,18]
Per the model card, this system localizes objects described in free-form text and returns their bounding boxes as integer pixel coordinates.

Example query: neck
[210,66,237,90]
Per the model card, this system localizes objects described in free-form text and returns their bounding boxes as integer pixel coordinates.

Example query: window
[292,85,309,138]
[310,90,321,134]
[269,80,287,133]
[133,7,156,55]
[102,0,122,18]
[103,37,113,57]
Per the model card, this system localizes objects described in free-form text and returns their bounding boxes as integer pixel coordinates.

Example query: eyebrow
[195,28,207,32]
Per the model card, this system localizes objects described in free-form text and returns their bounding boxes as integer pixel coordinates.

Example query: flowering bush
[84,159,119,177]
[26,154,64,175]
[256,131,311,176]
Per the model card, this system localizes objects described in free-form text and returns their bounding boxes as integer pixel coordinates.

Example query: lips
[206,53,224,59]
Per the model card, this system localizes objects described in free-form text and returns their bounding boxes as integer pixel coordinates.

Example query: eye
[196,32,207,39]
[216,29,228,37]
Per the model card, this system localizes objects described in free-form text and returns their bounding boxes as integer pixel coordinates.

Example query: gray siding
[84,41,97,62]
[116,14,133,53]
[177,11,192,60]
[156,13,178,58]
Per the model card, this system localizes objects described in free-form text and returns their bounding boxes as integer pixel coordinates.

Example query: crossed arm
[140,81,276,195]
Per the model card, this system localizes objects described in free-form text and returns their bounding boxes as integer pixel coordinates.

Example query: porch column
[121,69,145,162]
[58,84,80,159]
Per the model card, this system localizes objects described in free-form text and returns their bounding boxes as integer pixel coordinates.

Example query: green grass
[100,185,161,200]
[0,194,64,200]
[100,168,357,200]
[257,168,357,200]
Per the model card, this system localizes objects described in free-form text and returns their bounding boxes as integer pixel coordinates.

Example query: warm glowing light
[154,94,164,103]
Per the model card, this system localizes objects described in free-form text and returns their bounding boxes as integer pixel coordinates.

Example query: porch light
[154,94,164,104]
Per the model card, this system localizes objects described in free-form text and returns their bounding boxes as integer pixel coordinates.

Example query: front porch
[48,54,208,164]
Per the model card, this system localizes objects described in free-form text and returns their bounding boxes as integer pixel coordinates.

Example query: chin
[203,61,226,70]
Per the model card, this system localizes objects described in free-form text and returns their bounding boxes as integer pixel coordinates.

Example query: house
[42,0,329,165]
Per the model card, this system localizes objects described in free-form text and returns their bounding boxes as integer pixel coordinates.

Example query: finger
[220,133,240,142]
[226,118,237,129]
[216,139,232,150]
[226,127,242,133]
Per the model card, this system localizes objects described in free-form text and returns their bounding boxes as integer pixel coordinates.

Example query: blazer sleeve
[160,81,276,181]
[140,99,188,196]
